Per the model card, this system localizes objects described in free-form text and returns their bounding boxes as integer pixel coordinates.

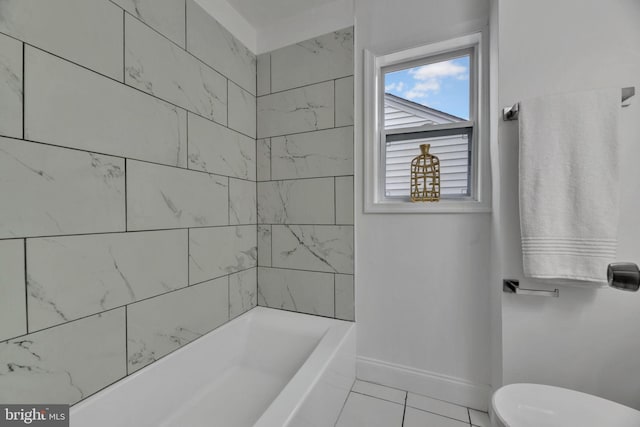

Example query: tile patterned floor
[335,380,491,427]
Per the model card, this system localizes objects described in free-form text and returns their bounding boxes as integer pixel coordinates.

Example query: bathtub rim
[255,312,354,427]
[70,306,355,427]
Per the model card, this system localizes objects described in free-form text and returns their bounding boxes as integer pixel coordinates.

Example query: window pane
[385,129,471,198]
[384,55,470,129]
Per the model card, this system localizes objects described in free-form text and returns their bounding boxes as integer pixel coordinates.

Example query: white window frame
[364,32,491,213]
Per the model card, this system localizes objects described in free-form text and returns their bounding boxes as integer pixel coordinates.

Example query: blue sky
[384,55,470,120]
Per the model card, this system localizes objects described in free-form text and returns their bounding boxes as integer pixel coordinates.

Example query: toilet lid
[492,383,640,427]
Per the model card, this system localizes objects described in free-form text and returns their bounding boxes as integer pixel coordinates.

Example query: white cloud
[401,60,467,103]
[409,60,467,80]
[385,81,405,92]
[403,81,440,100]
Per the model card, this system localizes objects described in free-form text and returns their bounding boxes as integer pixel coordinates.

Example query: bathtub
[70,307,355,427]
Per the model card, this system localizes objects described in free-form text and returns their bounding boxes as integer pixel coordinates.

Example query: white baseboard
[356,356,492,411]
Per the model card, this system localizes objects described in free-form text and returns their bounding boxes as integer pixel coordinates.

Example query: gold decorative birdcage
[410,144,440,202]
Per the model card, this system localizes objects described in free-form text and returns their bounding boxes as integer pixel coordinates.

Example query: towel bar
[502,87,635,121]
[503,279,559,297]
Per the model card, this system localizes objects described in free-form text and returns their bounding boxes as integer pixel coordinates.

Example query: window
[384,51,473,198]
[364,33,490,213]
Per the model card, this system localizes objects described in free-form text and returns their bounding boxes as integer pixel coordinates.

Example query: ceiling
[224,0,340,29]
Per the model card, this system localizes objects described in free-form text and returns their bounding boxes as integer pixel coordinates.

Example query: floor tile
[406,393,469,423]
[352,380,407,404]
[469,409,491,427]
[335,392,404,427]
[403,407,470,427]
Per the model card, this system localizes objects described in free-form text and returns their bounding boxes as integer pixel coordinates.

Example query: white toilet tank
[492,383,640,427]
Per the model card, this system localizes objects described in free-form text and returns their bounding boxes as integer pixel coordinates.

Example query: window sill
[364,198,491,214]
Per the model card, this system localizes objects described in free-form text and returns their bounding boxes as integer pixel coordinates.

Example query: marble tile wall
[0,33,22,139]
[0,0,124,80]
[256,28,355,321]
[0,309,127,404]
[112,0,186,47]
[26,46,188,168]
[125,13,228,125]
[188,225,257,285]
[0,0,256,405]
[127,277,229,373]
[186,0,256,95]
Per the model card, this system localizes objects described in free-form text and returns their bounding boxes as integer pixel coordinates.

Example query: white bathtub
[70,307,355,427]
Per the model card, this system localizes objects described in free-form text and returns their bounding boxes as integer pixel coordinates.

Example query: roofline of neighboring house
[384,92,465,122]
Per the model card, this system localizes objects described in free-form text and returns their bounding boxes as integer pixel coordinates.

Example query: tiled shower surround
[0,0,257,404]
[256,29,355,321]
[0,0,354,407]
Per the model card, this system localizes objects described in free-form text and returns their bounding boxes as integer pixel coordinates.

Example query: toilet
[491,383,640,427]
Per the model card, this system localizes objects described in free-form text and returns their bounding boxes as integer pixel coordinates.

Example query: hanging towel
[519,88,621,283]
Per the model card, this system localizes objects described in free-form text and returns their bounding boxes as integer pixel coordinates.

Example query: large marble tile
[127,277,228,373]
[257,138,271,181]
[228,81,256,138]
[0,239,26,342]
[0,33,22,139]
[186,0,255,94]
[125,14,227,125]
[257,53,270,96]
[127,160,228,231]
[230,178,257,225]
[270,127,353,180]
[403,407,470,427]
[25,47,187,168]
[0,137,125,239]
[189,226,257,284]
[187,113,255,180]
[352,380,406,404]
[0,308,126,405]
[335,176,354,225]
[335,76,354,127]
[335,393,404,427]
[27,230,188,332]
[470,409,490,427]
[257,81,334,138]
[271,225,354,274]
[0,0,123,80]
[335,274,354,321]
[113,0,185,47]
[406,393,470,423]
[229,268,257,319]
[270,28,354,93]
[257,225,272,267]
[257,178,335,224]
[257,267,334,317]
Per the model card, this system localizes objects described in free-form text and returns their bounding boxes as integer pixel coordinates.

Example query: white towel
[519,88,621,283]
